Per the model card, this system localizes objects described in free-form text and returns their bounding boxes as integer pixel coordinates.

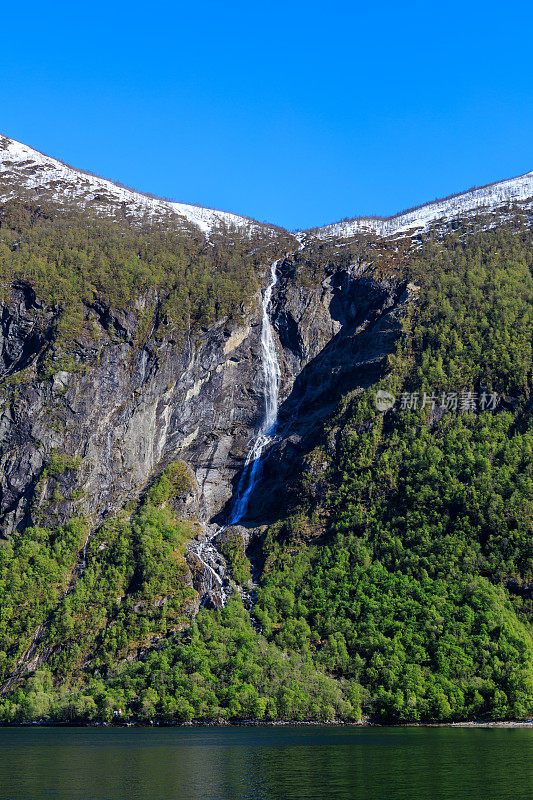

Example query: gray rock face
[0,250,409,558]
[0,284,267,539]
[244,254,410,525]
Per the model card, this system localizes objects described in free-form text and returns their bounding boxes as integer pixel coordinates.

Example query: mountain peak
[0,134,267,236]
[306,170,533,240]
[2,133,532,241]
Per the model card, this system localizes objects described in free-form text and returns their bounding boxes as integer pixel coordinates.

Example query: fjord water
[0,726,531,800]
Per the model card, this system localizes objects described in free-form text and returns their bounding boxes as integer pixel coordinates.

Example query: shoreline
[1,718,533,729]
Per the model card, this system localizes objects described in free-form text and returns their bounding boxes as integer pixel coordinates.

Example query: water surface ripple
[0,725,531,800]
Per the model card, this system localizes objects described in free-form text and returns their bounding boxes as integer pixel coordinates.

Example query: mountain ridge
[1,133,532,240]
[308,170,533,240]
[0,134,276,237]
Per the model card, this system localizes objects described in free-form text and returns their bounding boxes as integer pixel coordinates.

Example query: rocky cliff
[3,134,533,725]
[0,233,409,607]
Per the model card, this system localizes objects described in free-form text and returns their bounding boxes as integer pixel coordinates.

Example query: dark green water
[0,726,531,800]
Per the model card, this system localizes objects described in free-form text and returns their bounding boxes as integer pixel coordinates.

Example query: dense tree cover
[2,222,533,723]
[408,226,533,395]
[254,226,533,721]
[39,506,193,679]
[0,201,294,346]
[0,599,361,723]
[0,467,195,706]
[0,519,86,685]
[258,501,533,720]
[218,528,252,585]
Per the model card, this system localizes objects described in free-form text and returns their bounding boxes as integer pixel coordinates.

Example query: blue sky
[1,0,532,230]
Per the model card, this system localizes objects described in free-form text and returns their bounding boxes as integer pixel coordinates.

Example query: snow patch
[0,134,264,237]
[309,171,533,241]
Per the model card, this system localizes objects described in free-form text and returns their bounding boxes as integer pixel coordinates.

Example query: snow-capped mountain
[1,133,532,242]
[0,134,266,236]
[308,170,533,241]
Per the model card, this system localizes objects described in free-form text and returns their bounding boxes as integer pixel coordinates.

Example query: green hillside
[1,217,533,724]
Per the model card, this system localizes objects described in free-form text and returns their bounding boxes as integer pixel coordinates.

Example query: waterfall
[195,257,283,607]
[224,257,282,527]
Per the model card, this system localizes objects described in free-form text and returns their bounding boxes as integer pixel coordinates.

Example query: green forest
[0,200,293,341]
[1,214,533,724]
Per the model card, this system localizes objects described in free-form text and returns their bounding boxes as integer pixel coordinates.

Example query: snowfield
[309,170,533,240]
[0,134,264,236]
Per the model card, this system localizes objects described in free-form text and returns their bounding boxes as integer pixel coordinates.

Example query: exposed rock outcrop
[0,246,410,605]
[0,283,268,539]
[228,252,409,525]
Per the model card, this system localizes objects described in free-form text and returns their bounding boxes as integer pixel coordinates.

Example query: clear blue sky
[1,0,532,230]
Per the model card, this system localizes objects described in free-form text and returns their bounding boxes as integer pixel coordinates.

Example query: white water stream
[195,257,283,605]
[225,257,282,526]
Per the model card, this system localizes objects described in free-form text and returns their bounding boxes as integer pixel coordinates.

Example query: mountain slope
[0,135,533,724]
[0,134,274,236]
[307,170,533,240]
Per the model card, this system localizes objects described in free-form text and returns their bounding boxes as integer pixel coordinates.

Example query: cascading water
[225,257,281,526]
[195,257,283,607]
